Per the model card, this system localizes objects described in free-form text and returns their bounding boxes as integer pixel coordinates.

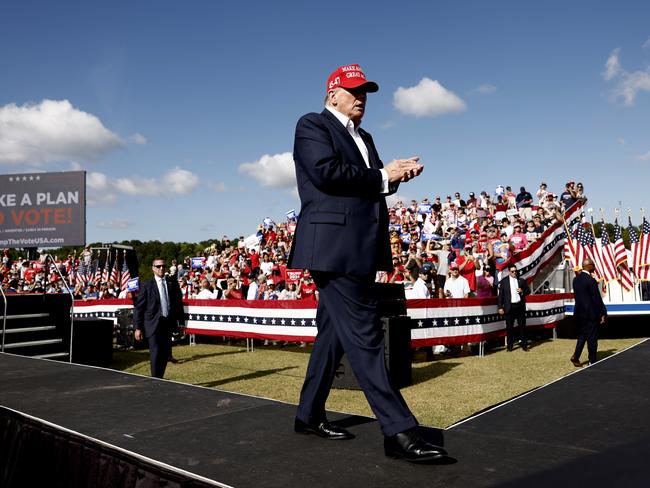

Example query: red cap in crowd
[326,64,379,93]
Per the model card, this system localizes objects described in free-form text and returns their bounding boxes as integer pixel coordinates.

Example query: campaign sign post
[0,171,86,248]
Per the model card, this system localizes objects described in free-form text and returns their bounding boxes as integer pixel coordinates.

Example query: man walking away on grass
[570,258,607,366]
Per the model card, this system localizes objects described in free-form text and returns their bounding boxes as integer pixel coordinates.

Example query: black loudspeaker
[332,316,412,390]
[71,318,114,367]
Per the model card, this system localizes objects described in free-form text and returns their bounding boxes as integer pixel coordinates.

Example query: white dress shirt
[509,276,521,304]
[155,276,169,316]
[325,105,389,193]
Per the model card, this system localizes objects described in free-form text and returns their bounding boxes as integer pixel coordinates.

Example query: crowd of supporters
[0,181,585,301]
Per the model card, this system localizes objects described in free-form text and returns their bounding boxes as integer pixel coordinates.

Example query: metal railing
[47,255,75,362]
[0,285,7,353]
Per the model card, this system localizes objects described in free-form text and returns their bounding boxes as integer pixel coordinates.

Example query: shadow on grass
[197,365,298,388]
[176,349,247,363]
[597,348,617,361]
[411,361,463,384]
[110,350,150,370]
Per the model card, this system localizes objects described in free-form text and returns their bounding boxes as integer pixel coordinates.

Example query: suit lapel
[150,278,161,308]
[321,110,371,169]
[359,129,381,169]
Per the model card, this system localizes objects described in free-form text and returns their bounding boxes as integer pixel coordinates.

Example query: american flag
[101,253,111,283]
[564,220,581,269]
[628,218,643,277]
[76,260,88,285]
[577,223,605,281]
[599,222,618,283]
[120,253,131,291]
[639,217,650,281]
[613,220,635,291]
[93,258,102,284]
[110,256,120,284]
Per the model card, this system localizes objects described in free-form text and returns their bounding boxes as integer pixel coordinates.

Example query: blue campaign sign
[127,277,139,292]
[191,257,205,269]
[418,204,432,214]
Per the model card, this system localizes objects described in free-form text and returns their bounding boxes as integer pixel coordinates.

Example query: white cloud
[86,166,199,206]
[238,152,296,189]
[96,218,134,229]
[163,166,199,194]
[613,71,650,106]
[208,181,227,192]
[475,84,497,94]
[618,138,626,145]
[393,78,466,117]
[114,176,160,196]
[636,151,650,161]
[129,132,147,145]
[603,48,650,106]
[603,48,621,81]
[643,37,650,49]
[0,99,123,165]
[114,166,199,196]
[86,171,118,206]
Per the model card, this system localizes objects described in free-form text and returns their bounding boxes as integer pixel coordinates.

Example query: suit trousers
[505,302,527,349]
[573,317,599,364]
[148,317,173,378]
[296,272,417,437]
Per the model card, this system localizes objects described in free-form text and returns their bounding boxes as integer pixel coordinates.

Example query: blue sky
[1,1,649,243]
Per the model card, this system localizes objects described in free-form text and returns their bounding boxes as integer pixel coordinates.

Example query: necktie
[159,278,169,317]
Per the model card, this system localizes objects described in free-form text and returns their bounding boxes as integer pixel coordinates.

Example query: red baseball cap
[326,64,379,93]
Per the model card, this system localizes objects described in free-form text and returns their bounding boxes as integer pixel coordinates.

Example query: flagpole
[587,208,604,291]
[628,207,639,302]
[560,209,577,269]
[601,208,612,302]
[615,208,624,302]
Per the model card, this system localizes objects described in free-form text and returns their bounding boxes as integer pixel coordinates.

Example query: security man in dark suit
[571,258,607,366]
[497,264,531,351]
[134,258,185,378]
[288,64,447,463]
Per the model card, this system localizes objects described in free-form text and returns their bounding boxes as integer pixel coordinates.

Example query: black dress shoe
[521,343,529,351]
[384,428,447,463]
[294,418,354,440]
[570,356,582,367]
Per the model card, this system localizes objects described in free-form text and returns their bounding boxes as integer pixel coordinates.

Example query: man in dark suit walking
[497,264,531,351]
[288,64,447,463]
[134,258,185,378]
[571,258,607,366]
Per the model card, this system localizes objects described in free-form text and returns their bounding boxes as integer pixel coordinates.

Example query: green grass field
[111,337,646,428]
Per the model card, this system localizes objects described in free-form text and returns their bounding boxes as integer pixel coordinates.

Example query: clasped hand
[385,156,424,183]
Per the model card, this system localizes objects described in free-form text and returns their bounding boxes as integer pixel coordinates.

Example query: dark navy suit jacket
[288,109,396,275]
[133,277,185,338]
[497,276,530,313]
[572,272,607,321]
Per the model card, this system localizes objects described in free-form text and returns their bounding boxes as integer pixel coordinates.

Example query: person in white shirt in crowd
[196,279,219,299]
[525,220,539,243]
[501,217,514,238]
[409,263,433,299]
[536,182,548,204]
[246,273,266,300]
[260,253,274,276]
[444,263,470,299]
[279,281,299,300]
[432,241,451,297]
[205,251,218,270]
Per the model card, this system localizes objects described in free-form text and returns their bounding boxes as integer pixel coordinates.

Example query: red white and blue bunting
[74,294,570,346]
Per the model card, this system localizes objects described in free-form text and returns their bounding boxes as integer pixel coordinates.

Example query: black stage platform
[1,339,650,487]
